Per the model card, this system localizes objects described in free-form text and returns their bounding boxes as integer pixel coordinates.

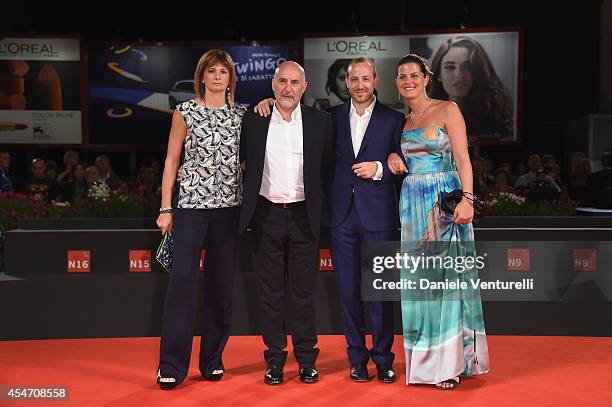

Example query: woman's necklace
[408,98,433,128]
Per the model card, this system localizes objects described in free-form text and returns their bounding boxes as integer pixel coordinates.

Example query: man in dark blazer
[239,61,333,385]
[326,57,404,383]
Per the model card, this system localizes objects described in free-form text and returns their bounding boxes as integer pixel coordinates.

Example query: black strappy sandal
[157,369,178,390]
[203,369,224,382]
[436,377,460,390]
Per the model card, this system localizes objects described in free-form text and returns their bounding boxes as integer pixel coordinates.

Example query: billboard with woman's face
[304,30,521,144]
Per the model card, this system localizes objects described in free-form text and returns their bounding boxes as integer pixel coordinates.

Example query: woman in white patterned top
[156,49,246,389]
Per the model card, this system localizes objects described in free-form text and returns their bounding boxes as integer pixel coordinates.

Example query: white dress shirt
[349,97,383,180]
[514,171,536,188]
[259,103,305,203]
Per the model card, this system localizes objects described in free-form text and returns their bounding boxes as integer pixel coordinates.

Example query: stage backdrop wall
[87,43,295,145]
[3,217,612,339]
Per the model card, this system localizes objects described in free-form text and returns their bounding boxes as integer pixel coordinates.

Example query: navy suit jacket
[325,100,405,231]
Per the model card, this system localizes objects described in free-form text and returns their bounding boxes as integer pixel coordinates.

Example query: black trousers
[251,197,320,367]
[158,206,239,383]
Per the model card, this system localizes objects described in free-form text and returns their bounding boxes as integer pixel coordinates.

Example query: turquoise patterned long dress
[400,125,490,384]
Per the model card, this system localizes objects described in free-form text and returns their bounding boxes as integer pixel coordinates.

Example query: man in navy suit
[326,57,405,383]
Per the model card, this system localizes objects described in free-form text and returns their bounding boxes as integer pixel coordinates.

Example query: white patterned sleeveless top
[176,99,246,209]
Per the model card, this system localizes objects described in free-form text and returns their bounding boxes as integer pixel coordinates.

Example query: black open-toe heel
[157,369,178,390]
[203,369,224,382]
[436,377,460,390]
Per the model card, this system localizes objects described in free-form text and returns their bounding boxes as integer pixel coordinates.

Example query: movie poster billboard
[304,31,520,143]
[88,43,294,145]
[0,37,82,144]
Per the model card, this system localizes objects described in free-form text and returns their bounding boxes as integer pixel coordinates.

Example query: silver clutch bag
[155,232,174,273]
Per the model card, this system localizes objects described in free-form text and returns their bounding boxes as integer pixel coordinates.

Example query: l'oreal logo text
[326,41,387,55]
[0,42,58,56]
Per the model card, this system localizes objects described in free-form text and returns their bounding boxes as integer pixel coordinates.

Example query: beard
[350,90,373,103]
[276,96,298,110]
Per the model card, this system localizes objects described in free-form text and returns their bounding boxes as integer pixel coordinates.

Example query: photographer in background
[526,166,560,204]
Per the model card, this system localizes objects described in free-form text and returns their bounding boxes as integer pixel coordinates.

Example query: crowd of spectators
[2,148,611,209]
[0,150,162,205]
[471,150,612,209]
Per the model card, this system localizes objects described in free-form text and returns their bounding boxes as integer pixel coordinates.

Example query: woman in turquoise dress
[388,54,489,390]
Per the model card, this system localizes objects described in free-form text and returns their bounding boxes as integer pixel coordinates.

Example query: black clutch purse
[441,189,486,217]
[155,232,174,273]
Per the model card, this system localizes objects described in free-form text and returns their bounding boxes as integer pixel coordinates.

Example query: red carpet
[1,335,611,406]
